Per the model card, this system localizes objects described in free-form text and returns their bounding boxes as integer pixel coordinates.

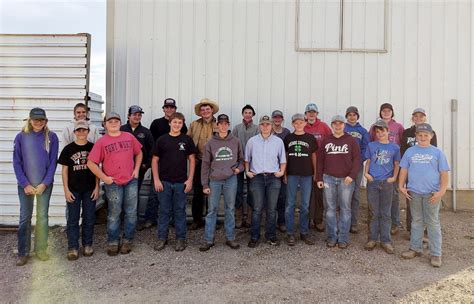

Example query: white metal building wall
[107,0,473,190]
[0,34,102,225]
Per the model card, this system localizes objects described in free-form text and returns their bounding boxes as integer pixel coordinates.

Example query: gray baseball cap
[259,115,273,125]
[416,123,433,134]
[104,112,121,122]
[412,108,426,116]
[331,115,345,123]
[373,119,389,129]
[291,113,306,122]
[305,103,319,113]
[74,120,90,131]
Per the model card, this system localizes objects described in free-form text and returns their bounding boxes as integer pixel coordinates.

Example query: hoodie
[201,132,244,188]
[62,119,101,149]
[303,118,332,150]
[344,122,370,162]
[369,119,404,145]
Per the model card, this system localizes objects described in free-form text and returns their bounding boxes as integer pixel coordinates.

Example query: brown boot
[235,207,243,228]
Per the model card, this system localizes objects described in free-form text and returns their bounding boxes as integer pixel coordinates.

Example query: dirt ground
[1,205,473,304]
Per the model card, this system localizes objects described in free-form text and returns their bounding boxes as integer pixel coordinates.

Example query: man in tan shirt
[187,98,219,229]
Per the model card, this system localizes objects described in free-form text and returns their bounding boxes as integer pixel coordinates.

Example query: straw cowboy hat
[194,98,219,116]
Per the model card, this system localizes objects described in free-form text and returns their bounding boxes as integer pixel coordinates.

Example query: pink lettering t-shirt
[88,132,142,185]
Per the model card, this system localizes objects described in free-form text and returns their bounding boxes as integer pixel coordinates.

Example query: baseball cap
[128,105,144,115]
[217,114,230,123]
[416,123,433,134]
[162,98,177,108]
[74,120,89,131]
[271,110,284,118]
[242,104,255,116]
[373,119,389,129]
[291,113,305,122]
[259,115,273,125]
[104,112,121,122]
[345,106,360,118]
[412,108,426,116]
[331,115,346,123]
[29,107,47,120]
[305,103,319,113]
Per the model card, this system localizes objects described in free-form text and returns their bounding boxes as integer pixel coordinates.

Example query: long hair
[22,119,51,153]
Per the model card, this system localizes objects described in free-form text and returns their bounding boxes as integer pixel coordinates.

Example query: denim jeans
[285,175,312,235]
[310,183,324,225]
[350,168,364,227]
[249,174,281,241]
[276,178,286,226]
[192,159,205,224]
[367,180,393,244]
[323,174,354,244]
[144,176,159,225]
[391,183,401,228]
[104,178,138,245]
[204,175,237,243]
[17,185,53,257]
[157,181,187,241]
[67,190,96,250]
[235,171,253,209]
[409,192,442,256]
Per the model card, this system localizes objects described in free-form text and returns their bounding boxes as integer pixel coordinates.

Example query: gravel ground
[1,206,473,304]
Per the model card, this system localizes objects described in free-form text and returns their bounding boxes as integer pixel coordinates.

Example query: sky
[0,0,106,100]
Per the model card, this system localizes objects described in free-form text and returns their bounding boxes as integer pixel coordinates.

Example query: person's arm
[61,166,75,202]
[37,133,59,195]
[87,160,113,185]
[184,154,195,193]
[234,141,244,174]
[181,122,188,135]
[201,144,212,193]
[132,151,143,179]
[151,155,163,192]
[274,141,286,177]
[364,159,373,182]
[245,139,255,178]
[430,171,449,203]
[311,152,317,183]
[398,168,411,200]
[91,177,100,201]
[387,161,400,183]
[431,131,438,147]
[347,140,361,184]
[12,133,31,191]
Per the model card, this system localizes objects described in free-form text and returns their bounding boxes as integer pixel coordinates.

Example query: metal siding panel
[191,1,206,119]
[152,1,169,117]
[258,1,273,112]
[112,0,129,114]
[344,0,366,49]
[402,1,418,127]
[125,0,142,114]
[231,0,246,121]
[0,35,87,45]
[270,2,287,113]
[284,0,298,116]
[471,0,474,189]
[337,53,352,113]
[218,1,234,117]
[322,53,338,121]
[205,1,220,102]
[416,2,432,119]
[179,0,195,122]
[244,1,260,112]
[165,1,182,101]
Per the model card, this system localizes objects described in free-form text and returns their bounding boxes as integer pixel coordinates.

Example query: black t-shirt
[152,133,196,183]
[150,117,188,142]
[58,141,96,193]
[284,133,318,176]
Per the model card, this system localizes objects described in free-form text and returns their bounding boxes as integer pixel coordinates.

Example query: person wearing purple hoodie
[344,106,369,234]
[369,103,404,235]
[317,115,361,249]
[13,108,59,266]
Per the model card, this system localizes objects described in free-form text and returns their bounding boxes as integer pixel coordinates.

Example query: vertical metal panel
[108,0,473,189]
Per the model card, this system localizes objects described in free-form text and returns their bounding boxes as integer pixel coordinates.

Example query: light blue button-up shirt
[245,134,286,174]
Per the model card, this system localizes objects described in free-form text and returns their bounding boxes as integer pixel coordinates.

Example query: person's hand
[132,169,139,179]
[64,189,75,203]
[344,176,353,185]
[154,180,164,192]
[24,185,35,196]
[274,171,284,178]
[317,181,324,189]
[430,191,445,204]
[103,176,114,185]
[91,186,100,201]
[203,187,211,195]
[233,168,240,175]
[35,183,47,195]
[246,171,256,179]
[365,174,374,182]
[184,178,193,193]
[387,176,396,183]
[399,186,412,200]
[283,175,288,185]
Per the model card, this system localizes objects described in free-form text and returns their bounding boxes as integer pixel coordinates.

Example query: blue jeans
[235,171,252,209]
[144,176,159,225]
[367,180,393,243]
[285,175,312,235]
[277,178,286,225]
[204,175,237,243]
[249,174,281,241]
[104,178,138,245]
[391,183,401,227]
[17,184,53,257]
[350,168,364,227]
[67,190,96,250]
[323,174,354,244]
[409,192,442,256]
[157,181,187,241]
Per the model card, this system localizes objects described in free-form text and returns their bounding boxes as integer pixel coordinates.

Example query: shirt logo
[137,133,145,139]
[215,147,233,161]
[348,131,362,140]
[375,149,391,165]
[411,153,433,164]
[178,142,186,150]
[325,143,349,154]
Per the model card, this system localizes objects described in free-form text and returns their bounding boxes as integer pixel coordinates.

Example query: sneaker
[199,242,215,252]
[16,256,28,266]
[83,246,94,257]
[287,234,296,246]
[154,240,167,251]
[350,226,359,234]
[390,226,399,235]
[430,256,442,268]
[315,223,325,232]
[401,249,422,259]
[364,240,377,251]
[338,242,349,249]
[175,239,187,252]
[120,242,132,254]
[106,244,119,256]
[278,224,287,233]
[300,234,315,246]
[36,251,50,261]
[381,243,395,254]
[326,240,337,248]
[67,249,79,261]
[248,239,258,248]
[266,238,280,246]
[225,240,240,249]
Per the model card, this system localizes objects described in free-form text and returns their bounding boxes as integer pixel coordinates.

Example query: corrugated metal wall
[0,34,103,225]
[107,0,473,190]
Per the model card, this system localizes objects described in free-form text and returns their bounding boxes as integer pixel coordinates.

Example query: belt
[257,172,275,176]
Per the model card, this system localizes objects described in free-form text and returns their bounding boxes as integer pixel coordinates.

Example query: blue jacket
[344,122,369,162]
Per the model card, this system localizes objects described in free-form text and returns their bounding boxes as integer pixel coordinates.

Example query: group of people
[13,99,449,269]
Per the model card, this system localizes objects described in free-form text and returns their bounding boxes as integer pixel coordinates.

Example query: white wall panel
[108,0,473,189]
